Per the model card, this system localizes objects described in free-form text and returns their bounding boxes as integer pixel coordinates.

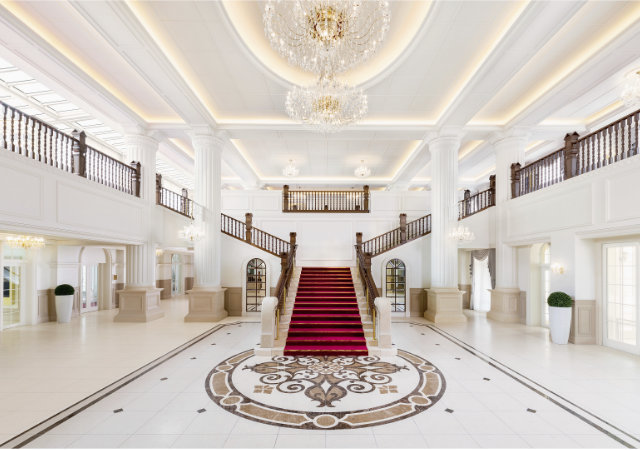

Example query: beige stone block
[114,287,164,322]
[184,287,228,322]
[569,299,596,344]
[488,288,521,323]
[424,288,467,323]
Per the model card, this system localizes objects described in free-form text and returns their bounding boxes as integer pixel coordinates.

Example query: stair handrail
[359,213,431,257]
[221,212,291,257]
[156,174,194,218]
[355,244,379,313]
[275,236,297,314]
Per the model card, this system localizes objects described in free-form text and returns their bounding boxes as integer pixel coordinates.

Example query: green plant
[547,291,572,307]
[54,284,75,296]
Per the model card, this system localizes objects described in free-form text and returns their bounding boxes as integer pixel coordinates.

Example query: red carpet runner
[284,267,368,356]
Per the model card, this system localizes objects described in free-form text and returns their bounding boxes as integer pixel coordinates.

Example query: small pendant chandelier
[282,159,300,177]
[354,160,371,178]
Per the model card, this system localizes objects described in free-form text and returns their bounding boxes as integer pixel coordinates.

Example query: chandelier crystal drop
[449,224,475,242]
[621,70,640,108]
[286,75,368,133]
[264,0,390,74]
[5,235,45,249]
[354,160,371,178]
[282,159,300,177]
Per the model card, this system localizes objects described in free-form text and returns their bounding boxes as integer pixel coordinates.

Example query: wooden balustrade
[221,212,291,258]
[458,176,495,219]
[282,185,370,212]
[355,244,379,313]
[359,213,431,257]
[274,234,297,313]
[1,100,140,196]
[156,174,194,218]
[512,108,640,198]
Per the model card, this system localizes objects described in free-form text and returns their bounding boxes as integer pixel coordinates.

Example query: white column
[425,131,466,323]
[184,126,227,322]
[115,131,163,322]
[192,127,223,288]
[488,130,528,323]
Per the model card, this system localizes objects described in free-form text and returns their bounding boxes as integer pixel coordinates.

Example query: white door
[2,264,23,329]
[604,244,639,354]
[81,264,99,313]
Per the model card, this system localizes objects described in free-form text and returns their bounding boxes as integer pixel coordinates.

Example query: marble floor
[1,303,640,448]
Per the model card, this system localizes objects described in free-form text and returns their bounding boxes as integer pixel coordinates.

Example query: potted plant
[54,284,75,323]
[547,291,573,344]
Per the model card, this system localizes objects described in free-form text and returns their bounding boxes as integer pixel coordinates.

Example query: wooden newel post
[510,162,521,199]
[363,185,370,212]
[245,212,253,243]
[155,173,162,205]
[399,213,407,243]
[283,185,290,212]
[71,130,87,177]
[356,232,363,252]
[131,161,141,197]
[463,189,471,217]
[289,232,297,265]
[489,174,496,205]
[563,132,580,179]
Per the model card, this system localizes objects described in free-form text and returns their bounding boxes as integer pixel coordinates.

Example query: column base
[184,286,228,322]
[488,288,521,323]
[115,287,164,322]
[424,288,467,324]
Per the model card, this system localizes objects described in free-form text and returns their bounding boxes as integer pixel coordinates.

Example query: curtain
[469,249,496,311]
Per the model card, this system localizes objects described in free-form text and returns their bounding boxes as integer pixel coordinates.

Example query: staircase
[284,267,368,356]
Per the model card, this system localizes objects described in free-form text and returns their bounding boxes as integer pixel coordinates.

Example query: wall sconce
[551,262,565,274]
[156,248,164,257]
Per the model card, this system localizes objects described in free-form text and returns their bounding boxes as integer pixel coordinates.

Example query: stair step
[286,336,366,344]
[289,320,362,327]
[284,344,368,355]
[287,327,366,336]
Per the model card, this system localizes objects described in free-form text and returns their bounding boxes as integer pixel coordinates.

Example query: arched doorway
[246,258,266,313]
[171,253,183,296]
[385,259,406,313]
[79,247,113,313]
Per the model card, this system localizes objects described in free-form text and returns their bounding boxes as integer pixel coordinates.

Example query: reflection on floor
[2,306,640,448]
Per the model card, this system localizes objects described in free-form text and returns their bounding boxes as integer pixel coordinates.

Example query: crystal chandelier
[179,223,204,242]
[449,224,475,242]
[5,235,45,249]
[264,0,390,75]
[621,70,640,108]
[282,159,300,177]
[354,160,371,178]
[286,75,367,132]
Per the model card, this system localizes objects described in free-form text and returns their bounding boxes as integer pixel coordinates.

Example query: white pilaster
[488,129,528,323]
[425,131,466,323]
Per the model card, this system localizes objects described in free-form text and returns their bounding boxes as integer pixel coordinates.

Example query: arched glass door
[246,258,266,312]
[171,254,183,296]
[386,259,406,313]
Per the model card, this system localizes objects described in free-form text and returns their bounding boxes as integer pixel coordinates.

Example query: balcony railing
[458,176,495,219]
[282,185,370,213]
[155,174,193,218]
[512,108,640,198]
[359,213,431,258]
[1,100,141,196]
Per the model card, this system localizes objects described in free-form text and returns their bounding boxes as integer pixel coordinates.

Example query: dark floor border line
[418,323,638,449]
[0,321,249,449]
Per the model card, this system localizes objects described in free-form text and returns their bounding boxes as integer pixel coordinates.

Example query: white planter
[55,295,74,323]
[549,306,572,344]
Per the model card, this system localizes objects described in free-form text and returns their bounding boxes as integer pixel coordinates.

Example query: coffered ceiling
[0,0,639,192]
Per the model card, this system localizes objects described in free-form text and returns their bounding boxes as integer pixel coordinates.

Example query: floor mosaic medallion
[205,349,446,429]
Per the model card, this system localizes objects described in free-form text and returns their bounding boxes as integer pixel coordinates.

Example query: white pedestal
[184,286,228,322]
[424,288,467,323]
[488,288,522,323]
[115,287,164,322]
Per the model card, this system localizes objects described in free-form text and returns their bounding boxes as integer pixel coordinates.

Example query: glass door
[171,254,183,296]
[604,244,639,354]
[540,244,551,328]
[2,264,23,329]
[81,264,99,313]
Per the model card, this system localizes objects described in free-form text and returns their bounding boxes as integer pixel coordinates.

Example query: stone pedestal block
[424,288,467,323]
[569,299,596,344]
[184,287,227,322]
[115,287,164,322]
[488,288,521,323]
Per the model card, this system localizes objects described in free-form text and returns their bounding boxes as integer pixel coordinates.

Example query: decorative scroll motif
[205,349,445,430]
[244,355,408,407]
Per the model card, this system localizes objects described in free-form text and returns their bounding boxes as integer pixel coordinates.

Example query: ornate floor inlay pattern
[205,349,445,429]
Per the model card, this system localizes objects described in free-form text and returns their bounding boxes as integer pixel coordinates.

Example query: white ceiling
[0,1,639,192]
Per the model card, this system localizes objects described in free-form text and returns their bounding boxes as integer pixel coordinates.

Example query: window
[2,265,22,329]
[605,244,638,351]
[386,259,406,313]
[541,244,551,327]
[246,258,267,312]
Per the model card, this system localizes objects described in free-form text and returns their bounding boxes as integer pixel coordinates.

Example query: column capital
[489,127,531,146]
[426,127,464,151]
[189,126,226,148]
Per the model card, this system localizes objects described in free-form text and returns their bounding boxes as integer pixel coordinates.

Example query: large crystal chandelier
[449,224,475,242]
[179,223,204,243]
[621,70,640,108]
[264,0,390,75]
[286,75,367,132]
